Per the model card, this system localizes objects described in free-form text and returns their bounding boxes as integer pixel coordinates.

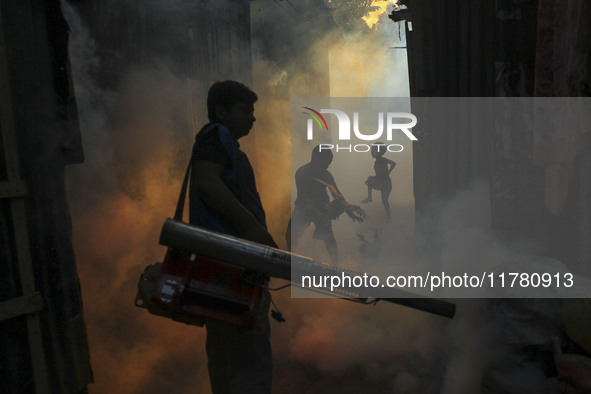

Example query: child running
[361,142,396,222]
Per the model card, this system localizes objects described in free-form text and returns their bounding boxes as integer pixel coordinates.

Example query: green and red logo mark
[302,107,328,139]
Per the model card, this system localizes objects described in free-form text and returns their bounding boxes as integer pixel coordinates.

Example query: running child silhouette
[361,142,396,222]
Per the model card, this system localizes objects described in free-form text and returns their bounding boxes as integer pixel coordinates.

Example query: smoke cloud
[61,0,560,393]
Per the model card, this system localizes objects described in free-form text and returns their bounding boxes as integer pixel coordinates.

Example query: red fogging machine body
[135,246,269,331]
[135,147,272,331]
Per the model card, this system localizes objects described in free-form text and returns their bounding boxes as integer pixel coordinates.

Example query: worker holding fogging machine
[188,80,275,394]
[136,80,455,394]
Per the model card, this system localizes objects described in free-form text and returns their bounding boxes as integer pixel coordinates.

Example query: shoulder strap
[174,122,218,221]
[174,152,192,221]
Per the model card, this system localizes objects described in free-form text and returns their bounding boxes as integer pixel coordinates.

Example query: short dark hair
[207,80,258,121]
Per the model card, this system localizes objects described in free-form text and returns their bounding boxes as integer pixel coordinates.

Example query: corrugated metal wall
[0,0,91,393]
[401,0,591,272]
[403,0,496,218]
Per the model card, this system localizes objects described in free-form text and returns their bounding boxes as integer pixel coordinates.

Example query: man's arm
[385,158,396,174]
[325,171,344,200]
[323,171,367,223]
[193,159,277,247]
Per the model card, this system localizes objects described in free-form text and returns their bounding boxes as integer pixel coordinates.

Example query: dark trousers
[205,318,272,394]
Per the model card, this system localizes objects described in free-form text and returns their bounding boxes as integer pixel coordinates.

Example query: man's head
[207,80,258,139]
[310,145,333,169]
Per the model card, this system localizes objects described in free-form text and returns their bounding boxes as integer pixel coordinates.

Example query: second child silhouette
[362,142,396,222]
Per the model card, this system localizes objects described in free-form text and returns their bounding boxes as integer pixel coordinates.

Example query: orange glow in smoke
[362,0,400,29]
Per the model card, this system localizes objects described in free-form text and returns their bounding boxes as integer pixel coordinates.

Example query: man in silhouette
[287,146,365,263]
[190,80,276,394]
